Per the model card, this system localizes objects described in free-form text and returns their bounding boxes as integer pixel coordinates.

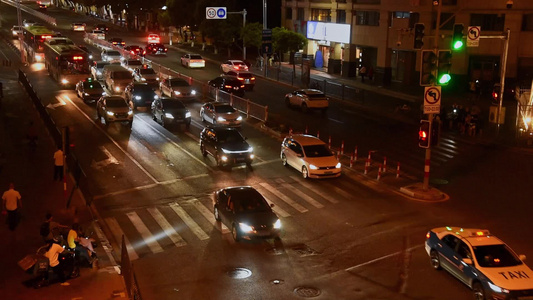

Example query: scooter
[28,245,79,289]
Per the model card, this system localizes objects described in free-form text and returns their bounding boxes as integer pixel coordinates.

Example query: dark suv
[124,82,158,109]
[226,70,256,91]
[145,43,167,55]
[200,127,254,167]
[207,75,245,97]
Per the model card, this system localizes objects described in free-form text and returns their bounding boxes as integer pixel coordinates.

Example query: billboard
[306,21,351,44]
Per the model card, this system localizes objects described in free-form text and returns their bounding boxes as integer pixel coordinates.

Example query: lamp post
[17,0,26,64]
[263,0,267,29]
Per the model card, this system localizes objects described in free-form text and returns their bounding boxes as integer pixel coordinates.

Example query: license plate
[325,171,333,174]
[245,79,250,83]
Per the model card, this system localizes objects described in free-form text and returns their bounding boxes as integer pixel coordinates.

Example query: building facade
[281,0,533,90]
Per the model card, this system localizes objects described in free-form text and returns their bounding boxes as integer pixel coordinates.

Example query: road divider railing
[84,34,269,122]
[1,0,57,26]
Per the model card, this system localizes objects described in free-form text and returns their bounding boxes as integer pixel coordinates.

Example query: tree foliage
[241,22,263,49]
[272,27,307,54]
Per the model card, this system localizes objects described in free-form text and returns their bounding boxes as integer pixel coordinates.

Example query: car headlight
[191,90,197,95]
[336,162,341,169]
[106,111,114,116]
[217,116,226,122]
[115,87,120,92]
[249,154,255,159]
[102,92,106,96]
[239,223,253,233]
[274,219,281,229]
[89,55,93,60]
[220,155,228,162]
[61,79,68,84]
[141,78,146,81]
[84,92,89,96]
[135,96,141,100]
[154,95,159,99]
[164,113,174,119]
[96,71,102,75]
[309,164,318,170]
[156,77,160,81]
[248,147,254,153]
[488,282,509,294]
[128,110,133,115]
[236,116,243,121]
[174,91,181,95]
[185,112,191,118]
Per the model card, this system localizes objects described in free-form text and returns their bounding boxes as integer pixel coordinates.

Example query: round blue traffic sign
[217,8,226,18]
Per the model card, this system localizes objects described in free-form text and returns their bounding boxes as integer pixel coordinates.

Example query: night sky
[237,0,282,28]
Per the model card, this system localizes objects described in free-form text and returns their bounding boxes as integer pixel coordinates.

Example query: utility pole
[263,0,268,77]
[497,29,510,135]
[17,0,26,64]
[228,10,247,61]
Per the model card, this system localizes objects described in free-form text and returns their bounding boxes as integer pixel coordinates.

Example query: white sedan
[280,134,341,179]
[71,23,86,31]
[220,60,248,73]
[285,89,329,113]
[200,102,242,127]
[181,54,205,68]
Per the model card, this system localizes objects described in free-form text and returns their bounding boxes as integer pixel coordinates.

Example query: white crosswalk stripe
[105,217,139,261]
[258,182,309,213]
[290,176,339,203]
[127,212,164,254]
[276,180,324,208]
[190,198,229,234]
[254,186,292,218]
[147,207,187,248]
[169,202,210,241]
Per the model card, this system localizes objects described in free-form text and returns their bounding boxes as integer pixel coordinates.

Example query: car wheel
[200,143,207,157]
[214,206,220,221]
[160,116,165,127]
[301,103,308,113]
[232,224,241,242]
[128,120,133,128]
[473,282,486,300]
[201,112,206,123]
[302,166,309,179]
[216,153,223,167]
[185,121,191,130]
[152,111,157,121]
[281,154,288,166]
[430,250,442,270]
[104,116,109,126]
[285,97,291,108]
[96,111,101,120]
[76,90,81,98]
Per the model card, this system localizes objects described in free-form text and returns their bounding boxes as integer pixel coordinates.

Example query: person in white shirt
[53,147,64,181]
[2,183,22,231]
[45,240,67,284]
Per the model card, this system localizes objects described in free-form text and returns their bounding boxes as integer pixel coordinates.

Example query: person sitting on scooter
[40,213,69,244]
[44,237,68,285]
[67,223,93,266]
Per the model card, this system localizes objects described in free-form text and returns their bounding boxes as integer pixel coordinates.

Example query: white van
[102,65,132,94]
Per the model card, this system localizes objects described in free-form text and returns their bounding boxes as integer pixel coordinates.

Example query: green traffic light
[438,74,451,84]
[453,40,463,49]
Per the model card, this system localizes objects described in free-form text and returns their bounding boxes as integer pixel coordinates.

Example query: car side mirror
[462,258,473,265]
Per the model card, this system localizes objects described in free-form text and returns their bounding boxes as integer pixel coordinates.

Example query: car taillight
[224,85,232,89]
[244,66,249,70]
[233,66,239,70]
[426,232,430,239]
[240,85,245,88]
[237,77,244,81]
[131,51,135,55]
[251,77,255,80]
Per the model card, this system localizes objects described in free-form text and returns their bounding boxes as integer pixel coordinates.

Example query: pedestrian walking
[53,147,64,181]
[2,183,22,231]
[359,65,367,83]
[367,65,374,82]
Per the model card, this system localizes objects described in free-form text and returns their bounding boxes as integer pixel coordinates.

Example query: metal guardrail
[84,35,269,122]
[1,0,57,26]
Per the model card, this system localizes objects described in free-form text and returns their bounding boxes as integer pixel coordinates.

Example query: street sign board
[206,7,227,19]
[262,29,273,54]
[467,26,481,47]
[424,86,441,114]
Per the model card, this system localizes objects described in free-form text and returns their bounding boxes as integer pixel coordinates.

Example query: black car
[75,78,104,103]
[77,45,93,62]
[108,37,125,47]
[226,70,256,91]
[145,43,167,55]
[207,75,245,97]
[151,98,191,129]
[124,45,145,57]
[124,82,158,109]
[200,127,254,167]
[94,24,109,32]
[213,186,281,241]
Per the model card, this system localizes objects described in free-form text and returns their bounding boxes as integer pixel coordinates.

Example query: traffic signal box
[452,24,464,50]
[420,50,437,86]
[419,120,431,148]
[437,50,452,85]
[414,23,425,50]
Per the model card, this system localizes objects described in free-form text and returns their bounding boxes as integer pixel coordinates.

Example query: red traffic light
[419,120,431,148]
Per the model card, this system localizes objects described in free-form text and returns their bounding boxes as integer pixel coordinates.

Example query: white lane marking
[190,198,229,234]
[322,181,355,200]
[91,146,120,170]
[259,182,308,213]
[346,244,423,271]
[290,176,339,204]
[254,187,291,218]
[328,117,344,124]
[126,212,164,254]
[169,202,209,241]
[147,207,187,248]
[63,94,158,183]
[137,117,212,169]
[104,217,139,261]
[279,182,324,208]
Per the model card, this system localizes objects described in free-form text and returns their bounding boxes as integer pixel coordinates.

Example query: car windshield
[306,93,326,99]
[473,244,523,268]
[233,62,246,66]
[161,100,185,109]
[134,85,154,92]
[96,62,109,68]
[303,144,333,157]
[106,99,127,107]
[231,189,270,213]
[114,71,132,79]
[107,51,120,56]
[217,130,244,143]
[214,105,235,113]
[83,81,102,89]
[140,69,156,75]
[190,55,203,59]
[170,80,189,87]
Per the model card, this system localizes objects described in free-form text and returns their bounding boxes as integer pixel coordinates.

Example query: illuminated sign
[306,21,351,44]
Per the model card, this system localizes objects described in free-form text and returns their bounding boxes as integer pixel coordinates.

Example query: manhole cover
[270,279,285,285]
[265,247,284,255]
[292,245,318,257]
[227,268,252,279]
[294,286,321,298]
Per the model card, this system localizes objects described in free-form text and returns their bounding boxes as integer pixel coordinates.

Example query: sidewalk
[0,65,126,300]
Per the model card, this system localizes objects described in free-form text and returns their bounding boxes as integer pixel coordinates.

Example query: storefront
[305,21,351,75]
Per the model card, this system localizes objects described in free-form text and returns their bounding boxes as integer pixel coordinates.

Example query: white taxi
[426,227,533,300]
[280,134,341,179]
[148,33,160,44]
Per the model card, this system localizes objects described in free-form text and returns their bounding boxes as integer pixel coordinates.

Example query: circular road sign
[217,8,226,18]
[206,8,216,19]
[468,26,481,41]
[424,87,441,105]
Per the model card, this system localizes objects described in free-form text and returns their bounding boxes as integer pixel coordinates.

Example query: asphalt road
[1,3,532,300]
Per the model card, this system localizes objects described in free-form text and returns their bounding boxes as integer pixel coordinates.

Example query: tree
[272,27,307,75]
[241,22,263,55]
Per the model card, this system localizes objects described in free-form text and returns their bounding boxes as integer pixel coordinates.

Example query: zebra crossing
[103,176,364,260]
